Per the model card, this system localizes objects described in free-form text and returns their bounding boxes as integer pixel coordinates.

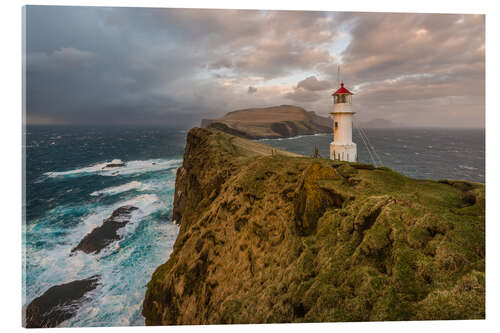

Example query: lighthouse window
[334,95,351,104]
[335,122,338,128]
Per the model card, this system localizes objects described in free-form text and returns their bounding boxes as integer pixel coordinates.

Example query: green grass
[142,128,485,325]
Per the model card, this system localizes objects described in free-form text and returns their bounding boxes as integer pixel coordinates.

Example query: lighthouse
[330,82,357,162]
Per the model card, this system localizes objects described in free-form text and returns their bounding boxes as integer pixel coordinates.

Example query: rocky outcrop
[143,128,485,325]
[25,275,100,328]
[72,205,138,254]
[201,105,332,139]
[102,159,126,169]
[25,205,140,328]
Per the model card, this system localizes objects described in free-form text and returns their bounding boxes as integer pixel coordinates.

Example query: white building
[330,82,357,162]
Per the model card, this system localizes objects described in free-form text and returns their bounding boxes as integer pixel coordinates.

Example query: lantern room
[332,82,353,104]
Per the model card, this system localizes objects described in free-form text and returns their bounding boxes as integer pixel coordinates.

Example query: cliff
[142,127,485,324]
[201,105,332,139]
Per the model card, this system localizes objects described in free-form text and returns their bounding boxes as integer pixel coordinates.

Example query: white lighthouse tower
[330,82,357,162]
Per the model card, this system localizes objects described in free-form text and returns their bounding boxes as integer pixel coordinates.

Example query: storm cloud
[24,6,484,128]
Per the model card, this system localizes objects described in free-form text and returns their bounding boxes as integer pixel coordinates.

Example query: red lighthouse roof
[332,82,353,95]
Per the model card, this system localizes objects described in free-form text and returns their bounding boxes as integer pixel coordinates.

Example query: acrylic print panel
[22,5,485,328]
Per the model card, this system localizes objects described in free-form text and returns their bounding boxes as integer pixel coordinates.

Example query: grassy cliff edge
[142,127,485,324]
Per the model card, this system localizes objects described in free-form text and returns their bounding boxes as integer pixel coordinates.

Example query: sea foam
[45,158,182,178]
[24,192,167,307]
[90,181,149,197]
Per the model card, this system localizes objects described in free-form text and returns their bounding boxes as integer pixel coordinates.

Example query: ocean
[22,126,484,327]
[23,126,185,326]
[259,128,485,183]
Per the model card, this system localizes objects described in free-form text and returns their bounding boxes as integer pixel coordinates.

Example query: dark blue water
[258,128,485,183]
[23,126,485,327]
[23,126,186,326]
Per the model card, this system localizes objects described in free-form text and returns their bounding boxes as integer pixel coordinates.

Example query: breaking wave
[25,156,182,326]
[90,181,150,197]
[44,158,182,178]
[459,165,478,171]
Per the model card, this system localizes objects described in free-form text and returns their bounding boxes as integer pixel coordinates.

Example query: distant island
[142,127,485,324]
[201,105,398,140]
[201,105,332,139]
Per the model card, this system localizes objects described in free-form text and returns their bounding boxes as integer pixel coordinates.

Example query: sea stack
[330,82,357,162]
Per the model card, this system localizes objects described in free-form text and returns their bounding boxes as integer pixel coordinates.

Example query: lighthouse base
[330,142,357,162]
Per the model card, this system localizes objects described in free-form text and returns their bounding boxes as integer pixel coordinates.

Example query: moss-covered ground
[143,128,485,325]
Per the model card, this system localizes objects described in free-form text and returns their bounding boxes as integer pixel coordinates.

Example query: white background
[1,0,497,332]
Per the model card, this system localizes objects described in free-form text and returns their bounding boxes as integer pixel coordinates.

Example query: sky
[24,6,485,128]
